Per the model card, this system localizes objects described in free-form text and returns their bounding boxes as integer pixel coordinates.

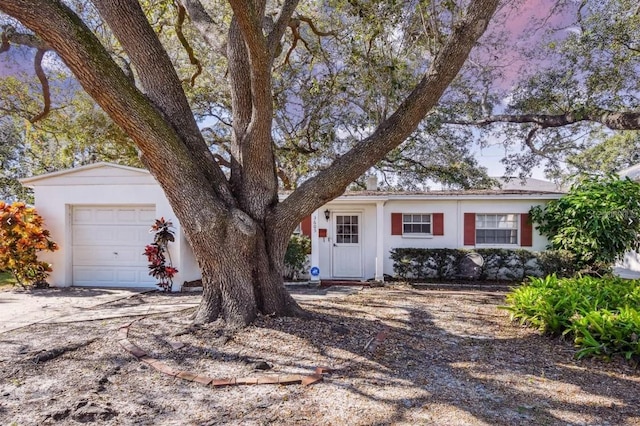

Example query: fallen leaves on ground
[0,284,638,425]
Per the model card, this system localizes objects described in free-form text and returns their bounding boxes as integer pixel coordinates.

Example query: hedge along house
[304,178,565,283]
[19,162,201,291]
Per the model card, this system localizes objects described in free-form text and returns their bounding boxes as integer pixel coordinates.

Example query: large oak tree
[0,0,499,326]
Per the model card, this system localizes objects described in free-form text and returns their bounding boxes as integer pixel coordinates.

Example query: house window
[476,214,518,244]
[403,214,432,235]
[336,215,359,244]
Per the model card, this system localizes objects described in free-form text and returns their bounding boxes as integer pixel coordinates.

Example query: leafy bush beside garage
[390,248,575,281]
[0,201,58,287]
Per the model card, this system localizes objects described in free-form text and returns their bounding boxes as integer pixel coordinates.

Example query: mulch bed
[0,284,638,425]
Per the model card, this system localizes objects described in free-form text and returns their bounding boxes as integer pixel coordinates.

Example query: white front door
[332,213,363,278]
[72,206,158,288]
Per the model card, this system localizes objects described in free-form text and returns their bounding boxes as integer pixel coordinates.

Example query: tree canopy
[0,0,503,196]
[2,0,640,192]
[452,0,640,179]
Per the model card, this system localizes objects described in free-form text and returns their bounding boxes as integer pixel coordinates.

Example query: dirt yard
[0,284,638,425]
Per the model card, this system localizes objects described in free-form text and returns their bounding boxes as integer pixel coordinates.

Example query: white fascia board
[19,162,149,186]
[334,193,564,202]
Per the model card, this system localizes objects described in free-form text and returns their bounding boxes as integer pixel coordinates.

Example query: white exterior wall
[316,203,378,280]
[616,252,640,276]
[382,199,458,276]
[459,199,549,251]
[23,164,200,290]
[24,163,561,286]
[616,166,640,277]
[316,195,557,280]
[381,199,549,277]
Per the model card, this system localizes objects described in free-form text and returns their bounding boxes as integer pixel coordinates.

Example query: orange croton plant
[0,201,58,287]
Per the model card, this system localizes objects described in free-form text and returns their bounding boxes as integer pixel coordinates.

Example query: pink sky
[481,0,578,90]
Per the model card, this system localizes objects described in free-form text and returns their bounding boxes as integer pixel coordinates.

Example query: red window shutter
[520,213,533,247]
[464,213,475,245]
[432,213,444,236]
[391,213,403,235]
[301,215,312,237]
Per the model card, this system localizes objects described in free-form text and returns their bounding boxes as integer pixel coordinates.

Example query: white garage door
[72,206,158,288]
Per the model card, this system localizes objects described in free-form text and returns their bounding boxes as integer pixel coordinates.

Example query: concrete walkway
[0,285,362,333]
[0,288,153,333]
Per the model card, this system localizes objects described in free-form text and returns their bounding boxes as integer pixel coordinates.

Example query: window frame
[475,213,519,245]
[335,214,360,245]
[401,213,433,237]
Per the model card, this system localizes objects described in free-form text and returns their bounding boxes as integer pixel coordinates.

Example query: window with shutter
[391,213,444,236]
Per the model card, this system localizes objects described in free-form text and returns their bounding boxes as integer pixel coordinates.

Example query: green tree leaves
[530,175,640,271]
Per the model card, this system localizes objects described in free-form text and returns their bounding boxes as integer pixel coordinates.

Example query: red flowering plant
[0,201,58,288]
[143,217,178,292]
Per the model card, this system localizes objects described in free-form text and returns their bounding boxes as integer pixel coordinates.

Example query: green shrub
[572,307,640,360]
[0,201,58,287]
[389,248,575,281]
[530,175,640,273]
[503,275,640,361]
[535,250,576,277]
[284,235,311,280]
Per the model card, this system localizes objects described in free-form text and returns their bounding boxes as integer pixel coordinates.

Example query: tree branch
[0,32,10,52]
[522,126,550,158]
[213,153,231,168]
[29,48,50,123]
[0,27,52,123]
[0,25,49,50]
[227,1,269,66]
[179,0,227,57]
[277,168,293,190]
[283,20,308,65]
[275,0,500,226]
[174,1,203,86]
[281,15,336,65]
[449,108,640,131]
[267,0,300,59]
[297,16,336,37]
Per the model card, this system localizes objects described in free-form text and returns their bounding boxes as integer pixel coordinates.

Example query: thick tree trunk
[187,208,301,327]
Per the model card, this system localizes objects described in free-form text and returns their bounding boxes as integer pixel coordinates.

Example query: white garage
[20,163,201,290]
[72,205,157,287]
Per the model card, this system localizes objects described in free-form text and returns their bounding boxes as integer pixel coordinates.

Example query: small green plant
[503,275,640,362]
[0,270,17,288]
[143,218,178,292]
[0,201,58,288]
[284,234,311,280]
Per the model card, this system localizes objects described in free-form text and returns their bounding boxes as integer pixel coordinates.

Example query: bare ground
[0,284,638,426]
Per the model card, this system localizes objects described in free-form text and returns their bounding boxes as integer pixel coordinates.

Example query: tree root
[118,321,330,387]
[23,338,98,364]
